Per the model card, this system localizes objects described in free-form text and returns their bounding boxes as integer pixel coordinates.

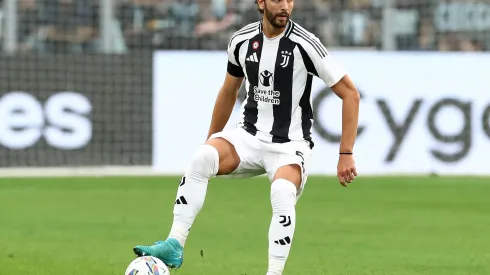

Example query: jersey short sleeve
[303,36,346,87]
[227,37,245,78]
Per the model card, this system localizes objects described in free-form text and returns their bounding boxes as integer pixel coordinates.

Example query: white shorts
[209,128,313,197]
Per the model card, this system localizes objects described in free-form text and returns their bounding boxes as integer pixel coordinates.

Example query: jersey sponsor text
[253,86,281,105]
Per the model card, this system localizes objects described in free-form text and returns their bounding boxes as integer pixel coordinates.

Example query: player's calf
[267,179,297,275]
[168,144,220,246]
[134,144,220,267]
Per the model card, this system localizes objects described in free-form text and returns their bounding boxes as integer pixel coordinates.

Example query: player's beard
[264,5,289,29]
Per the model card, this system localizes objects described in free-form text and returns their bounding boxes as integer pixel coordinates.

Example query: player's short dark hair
[255,0,264,14]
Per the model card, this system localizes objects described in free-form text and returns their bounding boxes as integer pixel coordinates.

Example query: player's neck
[261,18,287,39]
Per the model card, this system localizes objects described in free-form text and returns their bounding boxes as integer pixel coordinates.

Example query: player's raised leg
[266,163,304,275]
[168,137,240,247]
[133,137,240,268]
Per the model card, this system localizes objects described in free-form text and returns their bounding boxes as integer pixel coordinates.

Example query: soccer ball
[124,256,170,275]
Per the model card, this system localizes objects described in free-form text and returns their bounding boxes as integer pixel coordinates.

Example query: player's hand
[337,154,357,187]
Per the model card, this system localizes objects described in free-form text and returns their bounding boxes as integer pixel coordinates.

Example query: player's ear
[256,0,265,14]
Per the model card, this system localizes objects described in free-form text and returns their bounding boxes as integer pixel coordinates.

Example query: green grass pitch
[0,176,489,275]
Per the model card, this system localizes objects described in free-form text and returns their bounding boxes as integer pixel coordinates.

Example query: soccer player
[133,0,360,274]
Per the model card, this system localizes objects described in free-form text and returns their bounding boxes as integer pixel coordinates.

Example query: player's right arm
[206,73,243,139]
[206,41,245,140]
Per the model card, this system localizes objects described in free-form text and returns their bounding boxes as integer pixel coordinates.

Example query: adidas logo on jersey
[246,52,259,62]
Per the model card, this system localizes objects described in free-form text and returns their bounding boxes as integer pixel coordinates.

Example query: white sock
[168,144,219,247]
[267,179,297,275]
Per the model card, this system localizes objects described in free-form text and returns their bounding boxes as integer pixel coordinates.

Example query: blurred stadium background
[2,0,488,53]
[1,0,489,170]
[1,1,489,275]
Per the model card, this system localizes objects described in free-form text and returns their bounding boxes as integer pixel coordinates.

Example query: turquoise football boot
[133,238,184,269]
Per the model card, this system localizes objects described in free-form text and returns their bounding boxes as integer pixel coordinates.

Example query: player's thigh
[207,128,265,177]
[205,137,240,175]
[264,141,312,194]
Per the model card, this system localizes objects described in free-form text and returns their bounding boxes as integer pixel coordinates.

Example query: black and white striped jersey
[227,20,346,148]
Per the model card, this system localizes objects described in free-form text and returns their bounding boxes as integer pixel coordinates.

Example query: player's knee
[187,144,220,180]
[273,164,302,188]
[270,179,297,213]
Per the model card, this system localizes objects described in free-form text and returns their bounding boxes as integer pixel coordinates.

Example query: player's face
[263,0,294,29]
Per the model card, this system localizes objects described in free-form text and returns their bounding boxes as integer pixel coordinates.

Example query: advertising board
[0,54,153,167]
[154,51,490,175]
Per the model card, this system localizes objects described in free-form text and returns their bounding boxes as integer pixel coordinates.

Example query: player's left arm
[331,75,360,157]
[306,41,360,186]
